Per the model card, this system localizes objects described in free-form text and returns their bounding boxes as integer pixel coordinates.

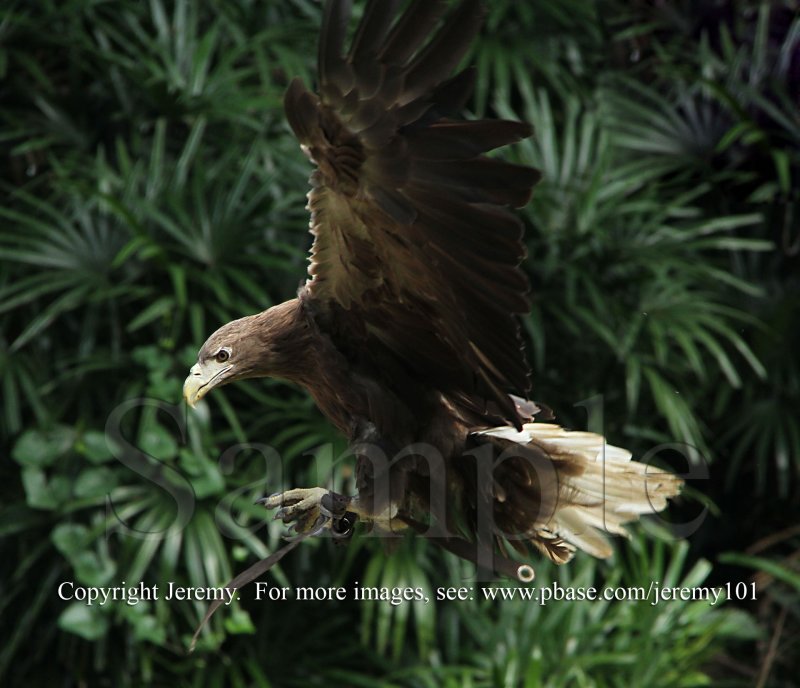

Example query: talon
[284,525,317,541]
[255,492,281,508]
[275,506,298,522]
[258,492,291,510]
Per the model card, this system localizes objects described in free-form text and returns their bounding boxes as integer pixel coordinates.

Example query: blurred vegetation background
[1,0,798,686]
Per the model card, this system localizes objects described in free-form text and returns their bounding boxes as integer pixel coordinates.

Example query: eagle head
[183,299,306,407]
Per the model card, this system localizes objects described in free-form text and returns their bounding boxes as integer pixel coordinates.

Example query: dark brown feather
[379,0,449,65]
[406,120,533,160]
[403,0,484,102]
[318,0,352,94]
[349,0,400,61]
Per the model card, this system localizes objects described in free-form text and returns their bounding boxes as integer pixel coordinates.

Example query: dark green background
[1,1,798,686]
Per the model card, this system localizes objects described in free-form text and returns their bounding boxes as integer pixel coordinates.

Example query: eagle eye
[215,349,230,363]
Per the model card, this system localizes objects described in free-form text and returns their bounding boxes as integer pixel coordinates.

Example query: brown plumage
[183,0,682,576]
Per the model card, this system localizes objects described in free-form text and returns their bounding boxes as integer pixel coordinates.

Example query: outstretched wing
[285,0,541,425]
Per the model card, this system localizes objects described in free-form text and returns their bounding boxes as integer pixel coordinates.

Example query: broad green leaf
[12,426,75,468]
[139,423,179,461]
[58,603,110,641]
[51,524,90,557]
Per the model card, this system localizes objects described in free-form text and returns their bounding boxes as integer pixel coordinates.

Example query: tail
[478,423,683,562]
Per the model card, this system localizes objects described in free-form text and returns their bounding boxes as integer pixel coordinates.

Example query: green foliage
[1,0,797,686]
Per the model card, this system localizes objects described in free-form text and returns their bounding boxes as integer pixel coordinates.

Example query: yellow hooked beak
[183,361,232,407]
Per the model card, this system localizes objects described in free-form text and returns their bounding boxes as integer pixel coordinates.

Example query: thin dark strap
[398,514,531,581]
[188,531,314,653]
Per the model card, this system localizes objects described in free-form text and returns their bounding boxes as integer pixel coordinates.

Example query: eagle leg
[258,487,358,539]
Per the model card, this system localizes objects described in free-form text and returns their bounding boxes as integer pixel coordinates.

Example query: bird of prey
[183,0,682,579]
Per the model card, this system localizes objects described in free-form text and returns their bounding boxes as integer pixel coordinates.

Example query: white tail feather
[479,422,683,560]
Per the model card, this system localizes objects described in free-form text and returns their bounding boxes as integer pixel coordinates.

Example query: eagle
[183,0,682,581]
